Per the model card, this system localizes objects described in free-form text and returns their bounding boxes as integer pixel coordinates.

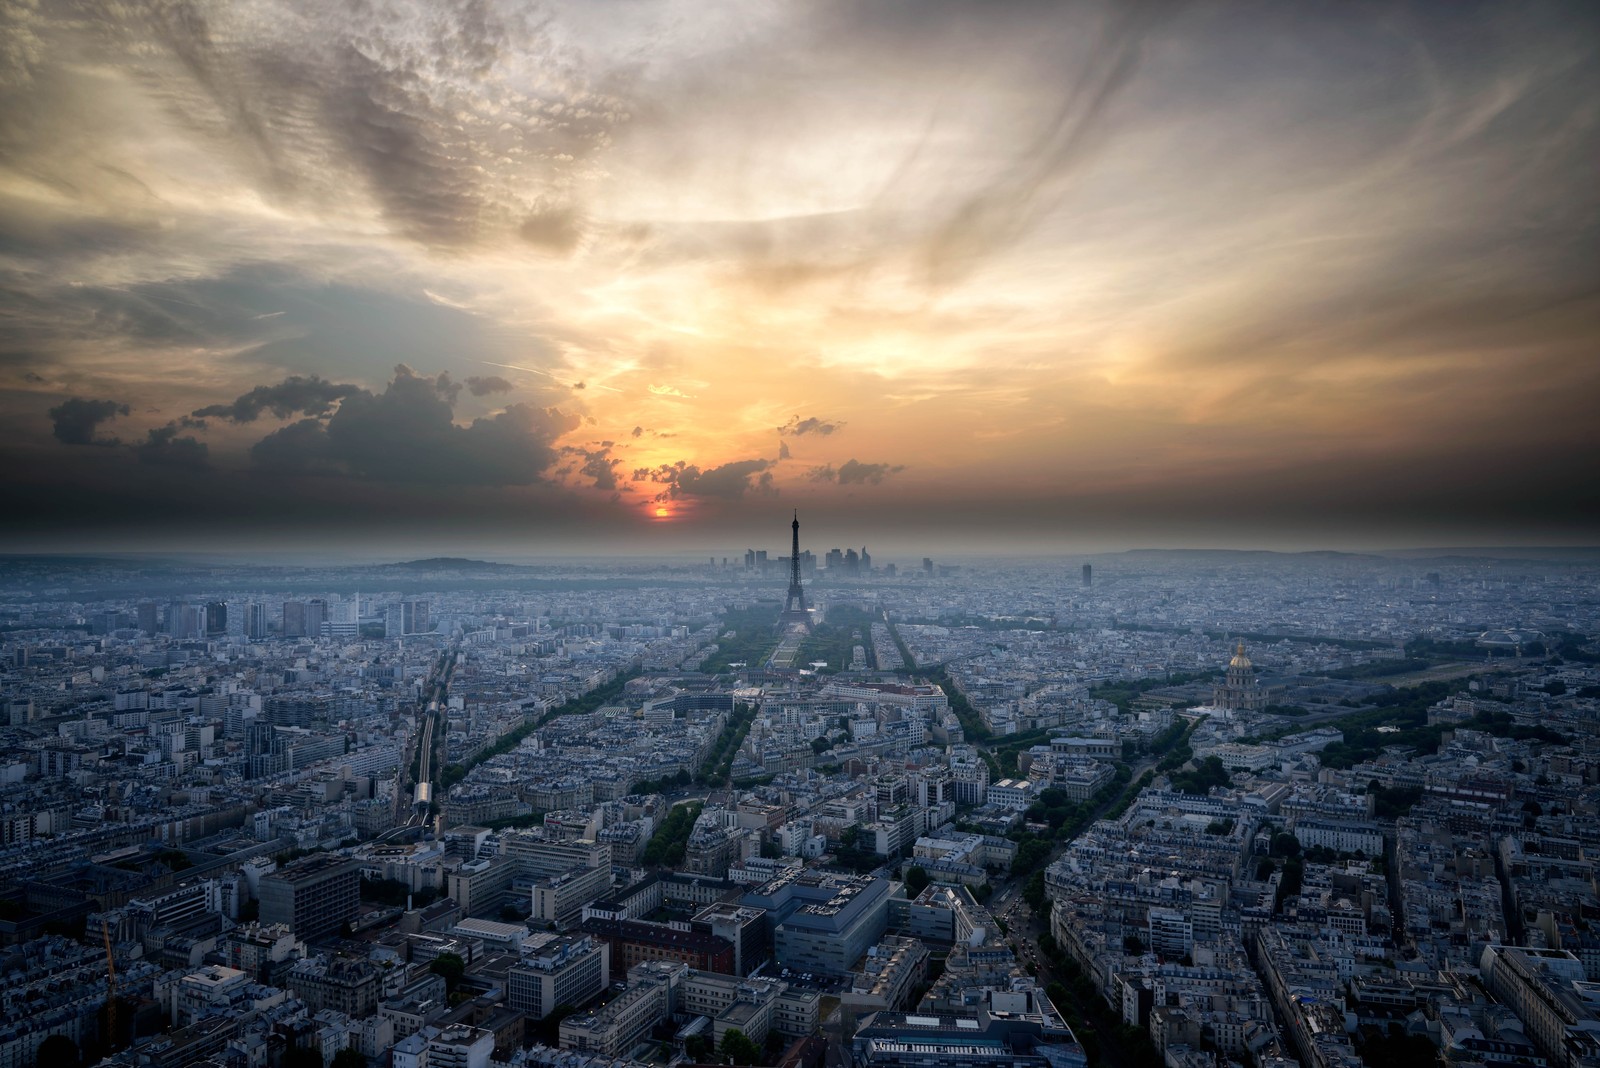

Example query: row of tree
[640,801,703,867]
[437,669,640,790]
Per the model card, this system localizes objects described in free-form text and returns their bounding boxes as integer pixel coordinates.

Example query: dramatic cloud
[0,1,1595,548]
[582,453,620,491]
[838,459,905,485]
[246,365,578,484]
[0,1,631,250]
[637,458,775,501]
[49,398,129,446]
[466,375,514,397]
[778,416,843,437]
[806,460,905,485]
[193,376,360,423]
[134,424,210,470]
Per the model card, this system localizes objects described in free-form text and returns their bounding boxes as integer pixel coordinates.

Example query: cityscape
[2,530,1599,1068]
[1,3,1597,1068]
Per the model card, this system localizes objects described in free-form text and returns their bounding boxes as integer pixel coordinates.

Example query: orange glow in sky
[0,1,1594,549]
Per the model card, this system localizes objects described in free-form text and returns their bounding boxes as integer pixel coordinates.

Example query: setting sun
[654,507,671,519]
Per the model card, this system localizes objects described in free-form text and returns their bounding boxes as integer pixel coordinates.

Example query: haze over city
[1,1,1595,555]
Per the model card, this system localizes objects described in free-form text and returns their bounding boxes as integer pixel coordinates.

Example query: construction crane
[101,917,117,1051]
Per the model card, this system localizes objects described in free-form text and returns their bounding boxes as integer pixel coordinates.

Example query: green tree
[281,1048,323,1068]
[533,1005,577,1047]
[1022,870,1048,912]
[429,952,466,992]
[684,1034,714,1062]
[811,736,832,755]
[721,1029,762,1066]
[903,866,931,896]
[35,1035,79,1068]
[331,1049,367,1068]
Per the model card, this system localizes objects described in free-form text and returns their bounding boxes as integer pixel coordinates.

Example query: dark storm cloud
[466,375,513,397]
[635,458,774,501]
[805,460,905,485]
[249,417,334,476]
[0,263,561,392]
[134,423,210,470]
[777,416,843,437]
[48,397,129,446]
[838,460,905,485]
[572,446,621,491]
[245,365,578,485]
[193,375,360,422]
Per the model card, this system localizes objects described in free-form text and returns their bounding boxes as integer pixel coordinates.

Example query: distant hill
[1105,548,1375,562]
[1375,546,1600,563]
[375,557,516,572]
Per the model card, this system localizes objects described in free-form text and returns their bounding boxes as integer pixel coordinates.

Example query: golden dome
[1228,642,1252,670]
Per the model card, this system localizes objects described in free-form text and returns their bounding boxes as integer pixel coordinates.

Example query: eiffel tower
[782,511,809,622]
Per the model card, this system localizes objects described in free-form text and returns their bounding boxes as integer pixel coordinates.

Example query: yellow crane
[101,917,117,1051]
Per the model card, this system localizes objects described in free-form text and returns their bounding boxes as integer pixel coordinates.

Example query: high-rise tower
[783,511,808,620]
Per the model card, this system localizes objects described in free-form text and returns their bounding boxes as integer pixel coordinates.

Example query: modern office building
[530,864,612,929]
[426,1025,494,1068]
[560,961,687,1057]
[852,1008,1086,1068]
[741,869,890,977]
[692,903,770,977]
[506,936,610,1021]
[257,855,360,940]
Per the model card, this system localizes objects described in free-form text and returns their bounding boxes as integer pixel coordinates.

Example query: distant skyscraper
[205,601,228,636]
[306,598,328,638]
[136,602,159,634]
[169,603,205,639]
[861,546,871,573]
[402,600,431,635]
[1082,564,1092,588]
[243,602,269,639]
[282,601,307,638]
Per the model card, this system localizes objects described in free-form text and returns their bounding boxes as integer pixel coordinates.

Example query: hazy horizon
[3,529,1598,569]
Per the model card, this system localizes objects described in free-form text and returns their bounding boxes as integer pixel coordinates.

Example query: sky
[0,0,1596,557]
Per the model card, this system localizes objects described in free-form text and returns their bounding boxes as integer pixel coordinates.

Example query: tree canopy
[429,952,465,992]
[721,1029,762,1066]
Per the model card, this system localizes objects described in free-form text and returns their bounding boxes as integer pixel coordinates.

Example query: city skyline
[1,1,1596,553]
